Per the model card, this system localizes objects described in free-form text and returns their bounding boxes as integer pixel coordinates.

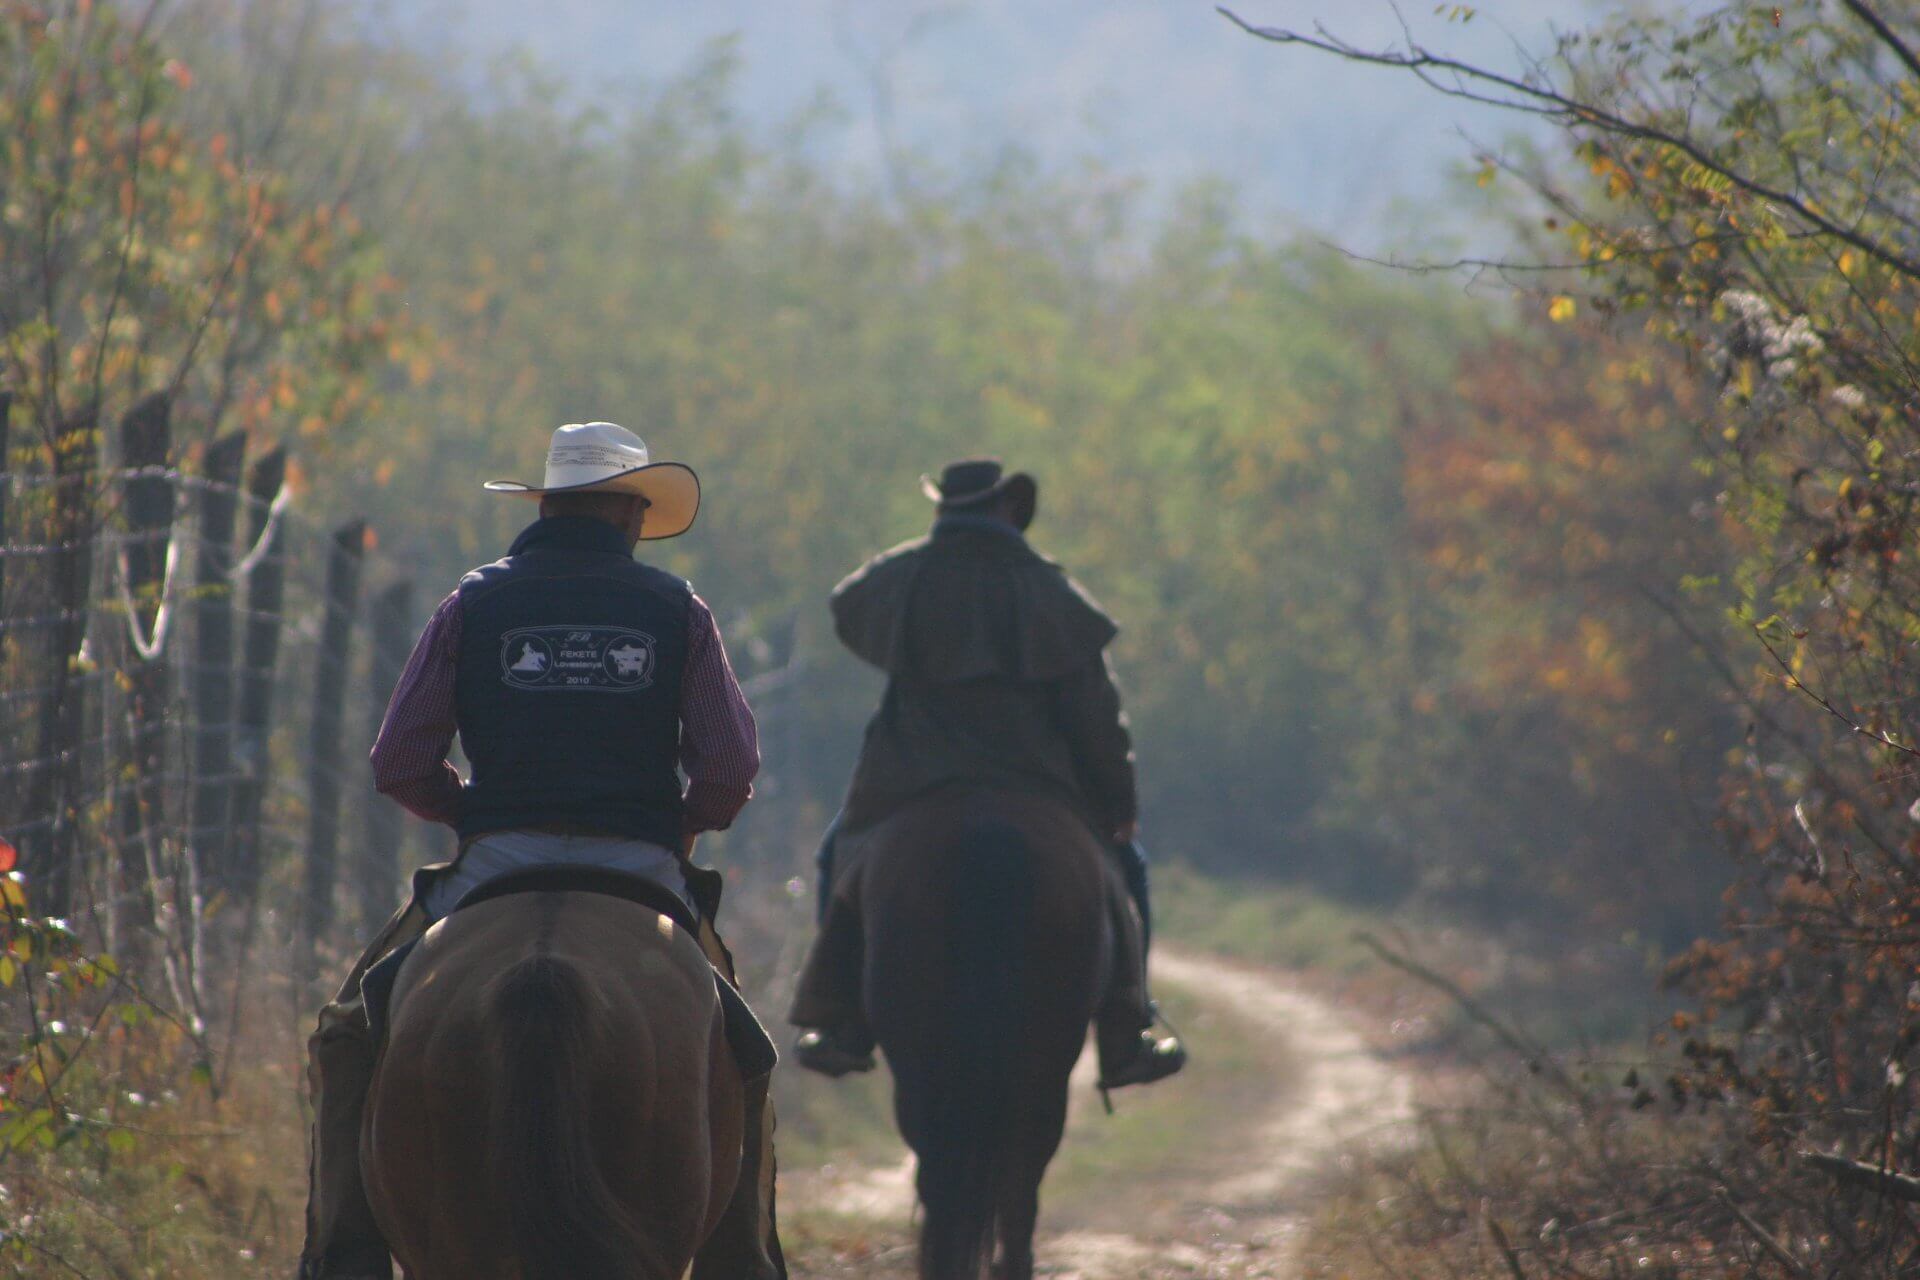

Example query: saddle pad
[450,863,700,934]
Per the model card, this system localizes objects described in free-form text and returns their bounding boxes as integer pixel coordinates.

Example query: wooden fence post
[227,445,288,907]
[0,391,13,783]
[188,433,246,901]
[359,579,414,932]
[116,392,174,922]
[0,390,12,620]
[23,408,101,915]
[300,519,367,974]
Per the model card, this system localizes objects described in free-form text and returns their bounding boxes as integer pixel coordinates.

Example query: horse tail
[490,953,643,1280]
[915,819,1033,1280]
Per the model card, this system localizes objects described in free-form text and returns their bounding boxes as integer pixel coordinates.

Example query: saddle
[360,865,777,1079]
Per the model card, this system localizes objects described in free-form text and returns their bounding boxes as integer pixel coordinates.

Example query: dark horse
[858,786,1114,1280]
[361,890,745,1280]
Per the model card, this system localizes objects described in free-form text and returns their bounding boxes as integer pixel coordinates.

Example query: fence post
[0,389,11,619]
[227,445,288,908]
[116,392,174,924]
[188,432,246,902]
[22,408,100,915]
[300,519,367,975]
[359,579,414,932]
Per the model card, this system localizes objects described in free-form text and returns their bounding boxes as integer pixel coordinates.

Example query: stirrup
[793,1029,875,1078]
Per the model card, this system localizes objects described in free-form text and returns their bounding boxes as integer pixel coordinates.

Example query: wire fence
[0,424,448,1016]
[0,405,825,1051]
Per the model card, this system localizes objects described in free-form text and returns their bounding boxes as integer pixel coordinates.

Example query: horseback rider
[298,423,786,1280]
[789,458,1187,1090]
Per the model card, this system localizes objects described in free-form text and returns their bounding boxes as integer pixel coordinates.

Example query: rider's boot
[1093,868,1187,1091]
[788,886,876,1077]
[1096,1010,1188,1089]
[298,994,395,1280]
[297,901,428,1280]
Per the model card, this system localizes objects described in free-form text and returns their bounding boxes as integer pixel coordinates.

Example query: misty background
[330,0,1615,241]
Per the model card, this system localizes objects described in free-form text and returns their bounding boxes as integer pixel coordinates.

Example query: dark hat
[920,458,1037,530]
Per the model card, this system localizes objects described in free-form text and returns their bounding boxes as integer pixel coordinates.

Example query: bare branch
[1715,1191,1813,1277]
[1755,627,1920,760]
[1842,0,1920,85]
[1802,1151,1920,1203]
[1353,932,1584,1102]
[1216,6,1920,283]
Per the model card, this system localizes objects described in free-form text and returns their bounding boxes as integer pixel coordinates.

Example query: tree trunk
[227,445,288,909]
[300,519,367,976]
[358,579,414,933]
[188,433,247,902]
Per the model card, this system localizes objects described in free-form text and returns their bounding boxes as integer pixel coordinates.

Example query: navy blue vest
[453,516,690,848]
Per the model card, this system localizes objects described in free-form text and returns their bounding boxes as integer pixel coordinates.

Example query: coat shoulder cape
[829,531,1117,683]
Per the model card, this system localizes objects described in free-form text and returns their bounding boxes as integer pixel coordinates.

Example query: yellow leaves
[1837,250,1856,276]
[1548,295,1577,323]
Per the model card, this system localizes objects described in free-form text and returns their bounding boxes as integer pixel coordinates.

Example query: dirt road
[783,948,1415,1278]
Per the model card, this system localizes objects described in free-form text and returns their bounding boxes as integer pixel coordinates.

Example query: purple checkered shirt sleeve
[679,593,760,833]
[370,590,466,825]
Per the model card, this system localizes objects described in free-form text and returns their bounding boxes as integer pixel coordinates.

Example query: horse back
[363,892,743,1280]
[862,787,1110,1093]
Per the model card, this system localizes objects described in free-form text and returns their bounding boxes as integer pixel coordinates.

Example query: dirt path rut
[786,948,1415,1278]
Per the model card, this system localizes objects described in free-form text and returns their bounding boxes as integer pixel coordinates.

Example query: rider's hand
[1112,820,1138,844]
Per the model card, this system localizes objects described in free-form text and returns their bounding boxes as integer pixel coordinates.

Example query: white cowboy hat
[484,422,701,540]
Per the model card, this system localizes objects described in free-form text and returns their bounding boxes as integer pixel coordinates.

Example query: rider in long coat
[298,422,785,1280]
[789,458,1186,1089]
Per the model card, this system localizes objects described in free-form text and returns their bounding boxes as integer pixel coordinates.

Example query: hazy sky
[380,1,1633,245]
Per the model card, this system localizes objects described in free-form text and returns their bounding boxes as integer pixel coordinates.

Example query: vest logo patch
[500,627,657,692]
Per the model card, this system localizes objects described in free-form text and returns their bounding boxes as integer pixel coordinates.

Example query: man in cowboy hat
[788,458,1186,1088]
[298,422,787,1280]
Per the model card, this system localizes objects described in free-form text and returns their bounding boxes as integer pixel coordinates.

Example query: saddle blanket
[421,831,693,922]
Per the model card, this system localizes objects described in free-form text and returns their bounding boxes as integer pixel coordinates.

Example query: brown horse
[857,787,1114,1280]
[361,890,745,1280]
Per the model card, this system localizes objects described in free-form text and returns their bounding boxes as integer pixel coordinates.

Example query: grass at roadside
[1154,863,1385,976]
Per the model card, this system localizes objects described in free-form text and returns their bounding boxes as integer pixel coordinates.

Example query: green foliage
[0,867,231,1273]
[1244,1,1920,1273]
[0,0,405,448]
[288,50,1490,887]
